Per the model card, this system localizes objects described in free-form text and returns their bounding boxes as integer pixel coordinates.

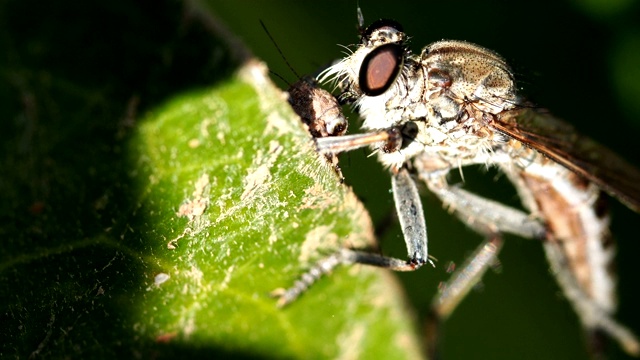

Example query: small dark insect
[287,76,347,139]
[260,21,348,181]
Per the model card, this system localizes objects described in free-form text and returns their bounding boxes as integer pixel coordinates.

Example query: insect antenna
[259,20,301,82]
[268,69,292,88]
[357,4,365,33]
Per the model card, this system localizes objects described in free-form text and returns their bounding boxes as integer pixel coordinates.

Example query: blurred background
[212,1,640,359]
[2,0,639,358]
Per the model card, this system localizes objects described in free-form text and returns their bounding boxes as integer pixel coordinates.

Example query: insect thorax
[320,22,521,169]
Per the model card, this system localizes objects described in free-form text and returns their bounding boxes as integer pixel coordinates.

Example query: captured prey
[275,17,640,356]
[260,20,349,180]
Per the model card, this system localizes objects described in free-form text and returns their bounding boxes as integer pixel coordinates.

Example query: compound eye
[359,43,404,96]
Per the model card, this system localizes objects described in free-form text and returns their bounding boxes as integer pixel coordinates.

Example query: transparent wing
[491,107,640,213]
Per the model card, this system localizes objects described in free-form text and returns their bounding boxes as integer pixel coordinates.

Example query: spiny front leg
[392,166,429,266]
[272,247,429,308]
[314,126,402,154]
[273,167,431,307]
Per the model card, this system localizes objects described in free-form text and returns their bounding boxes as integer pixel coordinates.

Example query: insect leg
[273,248,428,307]
[423,179,546,315]
[315,128,397,154]
[430,183,546,240]
[543,241,640,356]
[426,235,503,358]
[421,178,546,356]
[392,166,429,266]
[423,180,640,355]
[274,167,429,307]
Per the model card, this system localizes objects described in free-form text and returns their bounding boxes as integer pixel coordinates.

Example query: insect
[287,76,348,139]
[274,15,640,356]
[260,21,348,181]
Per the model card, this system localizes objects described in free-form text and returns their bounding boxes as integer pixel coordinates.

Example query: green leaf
[0,1,423,358]
[125,61,423,359]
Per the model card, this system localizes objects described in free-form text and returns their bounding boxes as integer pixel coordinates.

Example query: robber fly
[274,16,640,356]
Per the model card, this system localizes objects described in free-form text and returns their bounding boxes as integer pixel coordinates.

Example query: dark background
[212,1,640,359]
[2,0,639,358]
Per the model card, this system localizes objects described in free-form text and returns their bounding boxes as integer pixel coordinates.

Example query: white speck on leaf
[154,273,170,286]
[241,164,271,201]
[219,265,235,290]
[177,174,210,220]
[240,140,283,201]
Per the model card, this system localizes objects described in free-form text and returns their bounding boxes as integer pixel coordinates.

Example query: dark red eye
[359,43,404,96]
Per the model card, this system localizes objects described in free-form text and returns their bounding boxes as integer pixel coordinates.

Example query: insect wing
[491,108,640,212]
